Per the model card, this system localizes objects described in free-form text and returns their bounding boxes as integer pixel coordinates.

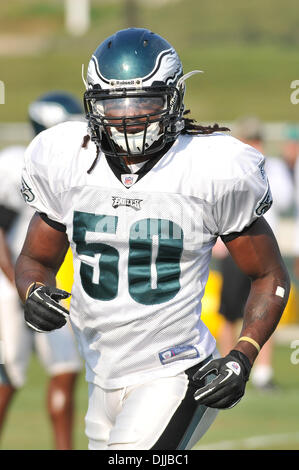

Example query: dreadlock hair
[82,134,90,149]
[82,134,101,174]
[181,110,230,135]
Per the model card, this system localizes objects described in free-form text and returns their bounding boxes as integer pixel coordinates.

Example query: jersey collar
[104,141,174,189]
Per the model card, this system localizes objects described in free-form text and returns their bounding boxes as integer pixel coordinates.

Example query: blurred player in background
[294,149,299,279]
[280,124,299,296]
[0,91,83,449]
[216,116,294,390]
[281,124,299,182]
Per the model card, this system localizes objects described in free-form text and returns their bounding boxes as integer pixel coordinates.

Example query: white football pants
[85,361,219,450]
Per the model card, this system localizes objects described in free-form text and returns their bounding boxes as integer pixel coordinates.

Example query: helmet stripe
[91,55,110,85]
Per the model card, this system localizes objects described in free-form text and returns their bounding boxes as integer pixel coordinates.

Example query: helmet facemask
[84,85,184,157]
[83,28,202,158]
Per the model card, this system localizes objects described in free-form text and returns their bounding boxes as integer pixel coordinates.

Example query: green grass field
[196,343,299,450]
[0,356,88,450]
[1,43,298,125]
[0,0,298,123]
[1,343,298,450]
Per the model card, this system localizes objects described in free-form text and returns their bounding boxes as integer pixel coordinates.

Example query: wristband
[237,336,261,353]
[25,282,45,300]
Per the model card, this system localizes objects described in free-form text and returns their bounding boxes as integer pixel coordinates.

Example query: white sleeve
[213,146,273,237]
[21,132,63,224]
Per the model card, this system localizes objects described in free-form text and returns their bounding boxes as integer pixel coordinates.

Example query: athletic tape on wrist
[237,336,261,353]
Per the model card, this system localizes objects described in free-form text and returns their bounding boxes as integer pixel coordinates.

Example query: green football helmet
[83,28,201,157]
[28,91,83,136]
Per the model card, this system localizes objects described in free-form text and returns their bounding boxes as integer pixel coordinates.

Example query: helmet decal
[87,48,182,89]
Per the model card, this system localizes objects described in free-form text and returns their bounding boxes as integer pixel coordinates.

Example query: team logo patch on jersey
[255,185,273,216]
[159,345,200,365]
[20,177,35,203]
[112,196,143,211]
[121,174,139,188]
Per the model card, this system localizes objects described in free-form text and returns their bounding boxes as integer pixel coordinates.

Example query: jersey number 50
[73,210,184,305]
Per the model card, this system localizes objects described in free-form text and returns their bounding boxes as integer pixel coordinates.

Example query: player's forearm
[15,253,57,303]
[234,265,290,365]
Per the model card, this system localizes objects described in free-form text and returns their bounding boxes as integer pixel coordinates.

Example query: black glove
[24,283,70,333]
[192,350,252,409]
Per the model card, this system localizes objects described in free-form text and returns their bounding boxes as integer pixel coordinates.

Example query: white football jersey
[21,121,272,389]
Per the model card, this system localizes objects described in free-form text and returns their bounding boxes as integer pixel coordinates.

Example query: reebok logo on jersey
[112,196,143,211]
[159,345,199,365]
[21,177,35,203]
[259,162,266,181]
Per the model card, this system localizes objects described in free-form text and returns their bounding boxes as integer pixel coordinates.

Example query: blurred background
[0,0,298,450]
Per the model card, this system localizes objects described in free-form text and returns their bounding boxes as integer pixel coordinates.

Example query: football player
[0,92,82,450]
[15,28,290,450]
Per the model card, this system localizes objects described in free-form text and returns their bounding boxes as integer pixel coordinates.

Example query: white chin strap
[110,122,161,154]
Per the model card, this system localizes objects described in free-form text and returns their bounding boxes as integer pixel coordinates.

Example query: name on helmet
[110,79,142,88]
